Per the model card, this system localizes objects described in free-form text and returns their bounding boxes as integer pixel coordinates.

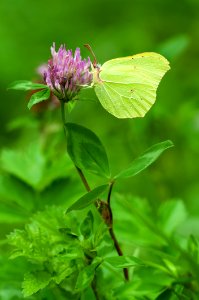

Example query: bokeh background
[1,0,199,217]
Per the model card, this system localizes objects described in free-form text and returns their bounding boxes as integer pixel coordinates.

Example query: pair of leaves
[66,122,173,213]
[8,80,50,109]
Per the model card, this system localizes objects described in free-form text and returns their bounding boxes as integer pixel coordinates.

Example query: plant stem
[91,274,100,300]
[107,182,129,281]
[76,166,91,192]
[60,100,66,125]
[60,102,128,282]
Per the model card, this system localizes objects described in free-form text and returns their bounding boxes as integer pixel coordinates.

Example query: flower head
[43,43,93,101]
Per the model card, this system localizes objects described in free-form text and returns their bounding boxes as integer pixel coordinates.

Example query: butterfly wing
[94,52,170,118]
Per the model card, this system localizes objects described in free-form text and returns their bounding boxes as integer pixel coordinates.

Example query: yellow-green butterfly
[85,45,170,119]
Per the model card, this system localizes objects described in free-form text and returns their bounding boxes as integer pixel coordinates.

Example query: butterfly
[85,45,170,119]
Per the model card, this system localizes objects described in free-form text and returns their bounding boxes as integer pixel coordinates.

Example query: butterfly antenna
[84,44,98,68]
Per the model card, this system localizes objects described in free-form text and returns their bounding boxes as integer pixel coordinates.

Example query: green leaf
[75,265,95,291]
[1,144,45,190]
[162,259,178,277]
[22,271,51,297]
[80,211,94,239]
[158,199,187,234]
[75,259,101,291]
[0,174,34,211]
[27,88,50,109]
[115,140,174,179]
[157,34,189,61]
[65,123,110,178]
[1,143,73,192]
[8,80,48,91]
[0,202,28,224]
[66,184,109,213]
[104,256,144,268]
[187,235,198,262]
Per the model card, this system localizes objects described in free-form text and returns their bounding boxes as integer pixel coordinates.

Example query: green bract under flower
[43,43,93,102]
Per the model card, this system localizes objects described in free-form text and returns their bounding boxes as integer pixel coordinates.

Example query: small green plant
[4,43,198,299]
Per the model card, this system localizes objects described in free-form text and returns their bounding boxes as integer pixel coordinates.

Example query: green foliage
[22,271,51,297]
[66,184,109,213]
[187,235,199,262]
[115,140,174,179]
[80,211,94,239]
[0,174,34,211]
[158,199,187,234]
[0,137,83,227]
[6,205,114,298]
[8,81,48,91]
[7,206,83,297]
[65,123,111,178]
[75,258,101,291]
[111,194,199,298]
[1,121,198,299]
[1,142,74,191]
[6,192,199,299]
[27,88,50,110]
[0,255,25,300]
[104,256,144,268]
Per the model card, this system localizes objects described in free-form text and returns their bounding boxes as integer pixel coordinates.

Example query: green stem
[60,100,66,125]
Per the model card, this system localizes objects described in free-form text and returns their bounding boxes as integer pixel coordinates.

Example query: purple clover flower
[43,43,93,101]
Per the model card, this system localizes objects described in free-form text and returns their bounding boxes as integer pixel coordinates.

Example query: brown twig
[76,166,91,192]
[106,182,129,281]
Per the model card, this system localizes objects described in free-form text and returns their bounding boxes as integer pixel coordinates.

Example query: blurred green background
[1,0,199,216]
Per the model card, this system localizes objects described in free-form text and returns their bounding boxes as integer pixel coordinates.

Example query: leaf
[65,123,110,178]
[104,256,144,268]
[1,143,72,192]
[39,153,74,191]
[1,144,45,190]
[75,265,95,291]
[8,80,48,91]
[0,202,28,224]
[80,211,94,239]
[81,287,96,300]
[162,259,178,277]
[27,88,50,109]
[187,235,198,262]
[0,174,34,211]
[75,259,101,291]
[157,34,189,61]
[22,271,51,297]
[53,263,75,285]
[158,199,187,234]
[115,140,174,179]
[66,184,109,213]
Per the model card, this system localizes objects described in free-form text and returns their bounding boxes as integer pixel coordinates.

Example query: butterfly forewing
[94,52,170,118]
